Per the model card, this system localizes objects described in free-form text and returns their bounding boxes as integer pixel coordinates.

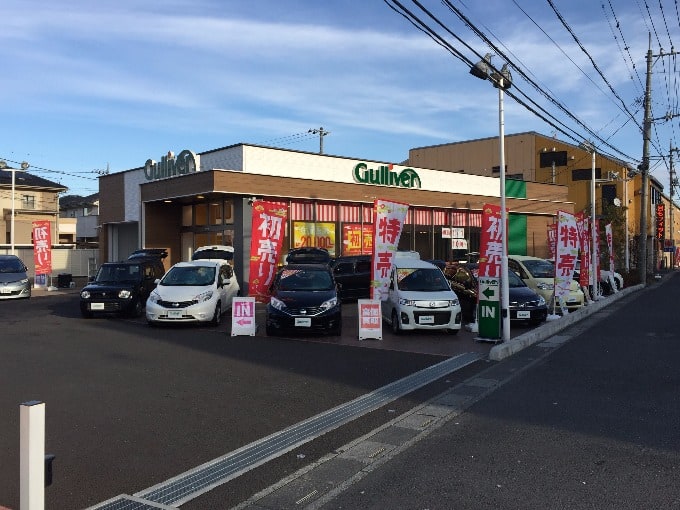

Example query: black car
[448,263,547,325]
[80,257,166,318]
[265,263,342,336]
[329,255,371,301]
[285,247,331,265]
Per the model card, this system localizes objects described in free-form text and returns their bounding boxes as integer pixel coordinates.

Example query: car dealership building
[97,143,574,294]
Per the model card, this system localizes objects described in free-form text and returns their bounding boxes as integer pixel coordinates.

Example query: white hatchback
[146,260,240,326]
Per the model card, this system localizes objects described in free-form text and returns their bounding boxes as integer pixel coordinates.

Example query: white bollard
[20,401,45,510]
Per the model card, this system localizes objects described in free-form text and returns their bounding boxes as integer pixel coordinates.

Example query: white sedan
[146,260,240,326]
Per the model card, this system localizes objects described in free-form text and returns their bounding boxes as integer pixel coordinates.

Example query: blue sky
[1,0,678,197]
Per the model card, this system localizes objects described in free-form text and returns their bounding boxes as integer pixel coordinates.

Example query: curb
[489,283,644,361]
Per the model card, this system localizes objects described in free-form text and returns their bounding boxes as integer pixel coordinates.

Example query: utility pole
[308,127,330,155]
[671,145,679,269]
[639,34,680,283]
[639,34,652,285]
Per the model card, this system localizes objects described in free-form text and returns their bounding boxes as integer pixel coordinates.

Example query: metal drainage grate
[90,352,481,509]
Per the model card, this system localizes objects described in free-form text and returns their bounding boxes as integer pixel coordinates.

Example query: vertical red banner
[478,204,503,278]
[32,220,52,275]
[248,201,288,302]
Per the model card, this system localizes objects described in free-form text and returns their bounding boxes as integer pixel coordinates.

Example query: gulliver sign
[144,150,200,181]
[353,163,421,189]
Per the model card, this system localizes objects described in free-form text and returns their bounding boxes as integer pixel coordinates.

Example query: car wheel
[81,309,93,319]
[391,310,401,335]
[129,298,143,318]
[446,327,459,335]
[211,302,222,326]
[265,324,276,336]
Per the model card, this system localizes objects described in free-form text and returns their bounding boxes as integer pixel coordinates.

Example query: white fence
[0,247,99,278]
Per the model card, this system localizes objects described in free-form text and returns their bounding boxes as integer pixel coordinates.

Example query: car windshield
[508,270,527,288]
[522,259,555,278]
[278,269,334,291]
[161,266,216,286]
[0,258,25,273]
[96,264,141,283]
[397,268,450,292]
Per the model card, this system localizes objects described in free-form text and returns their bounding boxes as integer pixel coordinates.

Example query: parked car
[0,254,31,300]
[508,255,585,312]
[146,260,239,326]
[381,258,462,335]
[265,263,342,336]
[80,256,166,318]
[128,248,168,261]
[329,254,371,300]
[285,247,331,265]
[573,259,623,295]
[191,245,234,264]
[447,263,547,325]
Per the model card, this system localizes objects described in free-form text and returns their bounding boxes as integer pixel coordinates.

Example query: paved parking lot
[2,290,499,509]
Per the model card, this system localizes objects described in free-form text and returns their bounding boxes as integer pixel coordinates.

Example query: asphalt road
[277,273,680,510]
[0,291,506,509]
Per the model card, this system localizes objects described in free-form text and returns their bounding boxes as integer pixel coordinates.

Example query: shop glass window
[224,200,233,223]
[194,203,208,226]
[209,202,222,225]
[194,233,210,248]
[182,205,193,227]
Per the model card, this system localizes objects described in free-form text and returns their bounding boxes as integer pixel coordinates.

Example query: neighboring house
[0,166,72,249]
[59,193,100,247]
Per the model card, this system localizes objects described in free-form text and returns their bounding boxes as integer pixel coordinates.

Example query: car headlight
[194,290,214,303]
[398,298,416,306]
[536,282,554,290]
[448,298,460,306]
[270,296,286,311]
[538,295,546,306]
[20,278,29,284]
[118,289,132,299]
[320,297,338,310]
[148,291,161,304]
[80,290,90,299]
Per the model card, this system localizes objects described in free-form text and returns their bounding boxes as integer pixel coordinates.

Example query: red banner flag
[371,199,409,300]
[478,204,503,278]
[248,201,288,302]
[32,220,52,275]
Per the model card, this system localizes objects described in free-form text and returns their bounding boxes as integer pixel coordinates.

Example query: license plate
[418,315,434,324]
[295,317,311,327]
[167,310,184,319]
[90,303,105,310]
[0,288,11,294]
[517,310,531,319]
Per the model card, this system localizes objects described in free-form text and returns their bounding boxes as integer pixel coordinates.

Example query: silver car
[0,255,31,299]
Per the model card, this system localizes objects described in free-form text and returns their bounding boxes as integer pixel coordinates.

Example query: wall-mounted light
[247,197,258,206]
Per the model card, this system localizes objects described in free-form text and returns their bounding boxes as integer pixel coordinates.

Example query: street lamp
[470,54,512,342]
[0,160,30,255]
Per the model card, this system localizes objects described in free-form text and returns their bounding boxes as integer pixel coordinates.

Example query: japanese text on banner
[32,220,52,275]
[371,199,409,300]
[248,202,288,302]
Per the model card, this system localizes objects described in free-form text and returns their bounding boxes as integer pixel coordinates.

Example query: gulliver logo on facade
[144,150,200,181]
[353,163,421,189]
